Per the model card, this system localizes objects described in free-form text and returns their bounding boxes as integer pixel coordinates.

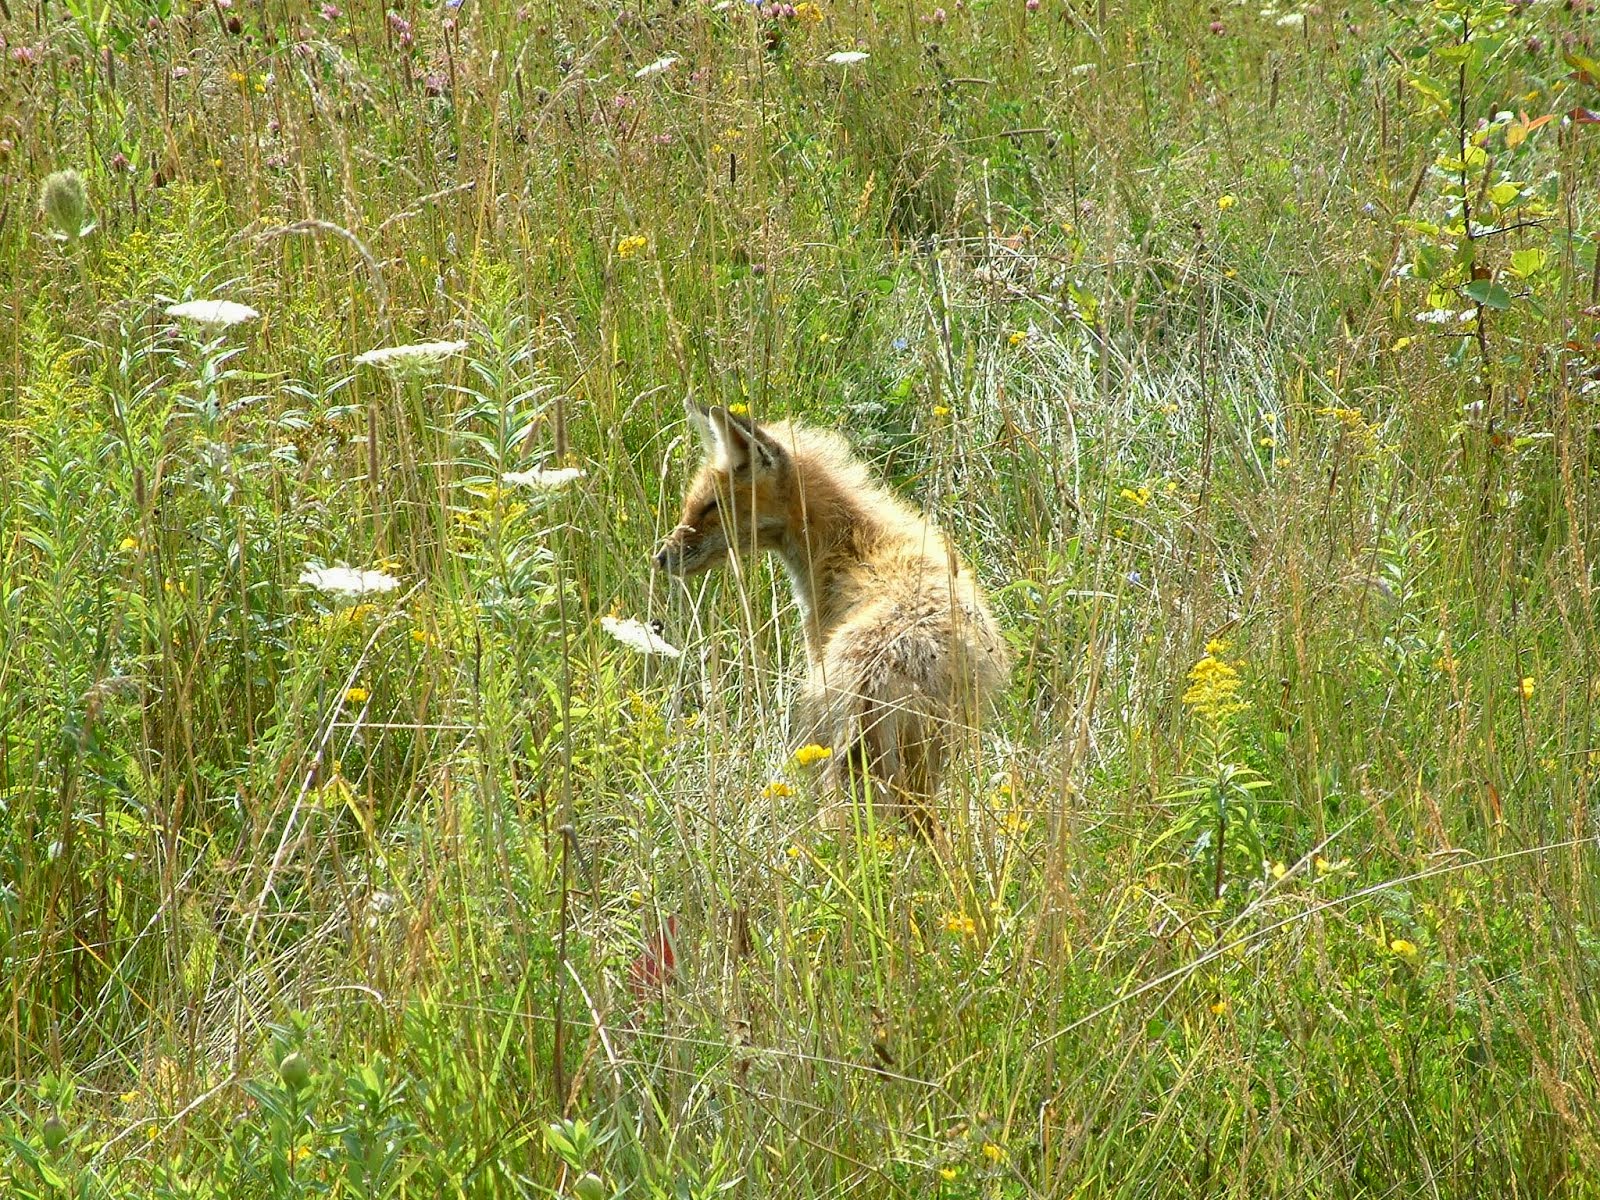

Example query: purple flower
[320,3,340,18]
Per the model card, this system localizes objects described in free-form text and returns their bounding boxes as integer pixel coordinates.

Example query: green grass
[4,0,1600,1195]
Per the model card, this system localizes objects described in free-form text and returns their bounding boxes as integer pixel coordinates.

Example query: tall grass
[3,0,1599,1195]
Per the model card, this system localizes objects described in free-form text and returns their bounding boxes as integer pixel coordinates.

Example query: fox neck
[773,487,884,662]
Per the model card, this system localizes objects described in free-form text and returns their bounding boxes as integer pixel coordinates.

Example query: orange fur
[654,401,1010,827]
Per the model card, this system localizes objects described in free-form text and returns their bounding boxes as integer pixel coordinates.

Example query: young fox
[653,400,1010,828]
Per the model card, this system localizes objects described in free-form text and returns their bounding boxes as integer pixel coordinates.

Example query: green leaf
[1507,248,1548,278]
[1463,279,1513,310]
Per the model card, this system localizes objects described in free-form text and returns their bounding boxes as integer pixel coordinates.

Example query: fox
[653,399,1011,832]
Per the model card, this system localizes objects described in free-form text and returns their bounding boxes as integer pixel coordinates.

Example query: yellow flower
[229,70,247,86]
[933,405,951,417]
[786,844,803,859]
[1119,485,1151,507]
[793,743,833,767]
[762,780,794,799]
[1519,675,1535,700]
[411,627,436,646]
[727,402,749,416]
[1007,330,1028,347]
[1259,435,1276,448]
[1217,194,1237,210]
[617,234,648,259]
[938,1166,958,1181]
[343,687,370,705]
[943,912,977,937]
[1183,647,1248,721]
[1210,999,1230,1015]
[1391,337,1413,352]
[1270,861,1288,880]
[981,1142,1005,1163]
[118,536,140,552]
[1389,938,1418,961]
[793,1,824,20]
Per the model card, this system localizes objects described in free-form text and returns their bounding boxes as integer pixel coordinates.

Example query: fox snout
[652,526,692,574]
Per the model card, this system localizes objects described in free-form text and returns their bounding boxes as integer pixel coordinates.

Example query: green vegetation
[4,0,1600,1194]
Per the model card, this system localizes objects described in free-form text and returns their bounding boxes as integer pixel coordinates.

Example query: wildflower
[727,402,750,416]
[1314,855,1349,875]
[411,627,436,646]
[793,1,824,19]
[39,169,94,239]
[501,466,586,490]
[1519,675,1535,700]
[299,564,402,596]
[933,405,951,417]
[353,340,467,376]
[1008,329,1028,347]
[320,3,340,17]
[762,780,794,799]
[165,299,260,327]
[939,1167,958,1181]
[343,686,370,704]
[1217,194,1237,211]
[786,844,803,859]
[1183,643,1249,721]
[1413,308,1459,324]
[616,234,648,259]
[118,536,140,552]
[1210,999,1230,1014]
[1119,485,1151,507]
[635,55,679,78]
[981,1142,1005,1163]
[1259,436,1276,448]
[1276,11,1305,28]
[601,615,682,658]
[1270,861,1287,880]
[228,70,247,86]
[943,912,977,936]
[793,743,833,766]
[1389,937,1418,961]
[824,49,869,65]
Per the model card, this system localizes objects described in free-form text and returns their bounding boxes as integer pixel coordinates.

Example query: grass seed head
[39,169,92,239]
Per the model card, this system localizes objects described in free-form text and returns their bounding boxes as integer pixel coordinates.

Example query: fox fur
[653,399,1010,828]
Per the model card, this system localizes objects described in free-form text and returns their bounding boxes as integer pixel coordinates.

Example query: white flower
[165,299,260,327]
[501,466,587,491]
[353,340,467,376]
[601,616,682,659]
[1414,309,1460,325]
[1275,11,1304,28]
[824,50,869,66]
[299,564,402,596]
[635,55,679,79]
[1070,62,1097,76]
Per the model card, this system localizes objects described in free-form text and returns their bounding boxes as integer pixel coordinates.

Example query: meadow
[4,0,1600,1194]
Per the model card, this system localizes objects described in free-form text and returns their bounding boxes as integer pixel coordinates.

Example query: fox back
[654,400,1010,829]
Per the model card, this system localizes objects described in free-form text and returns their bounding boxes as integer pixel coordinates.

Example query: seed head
[40,169,93,240]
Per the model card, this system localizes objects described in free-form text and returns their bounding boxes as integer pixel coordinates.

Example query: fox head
[653,399,793,576]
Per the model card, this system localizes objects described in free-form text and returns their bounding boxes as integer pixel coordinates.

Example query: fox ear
[689,400,786,475]
[685,396,719,454]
